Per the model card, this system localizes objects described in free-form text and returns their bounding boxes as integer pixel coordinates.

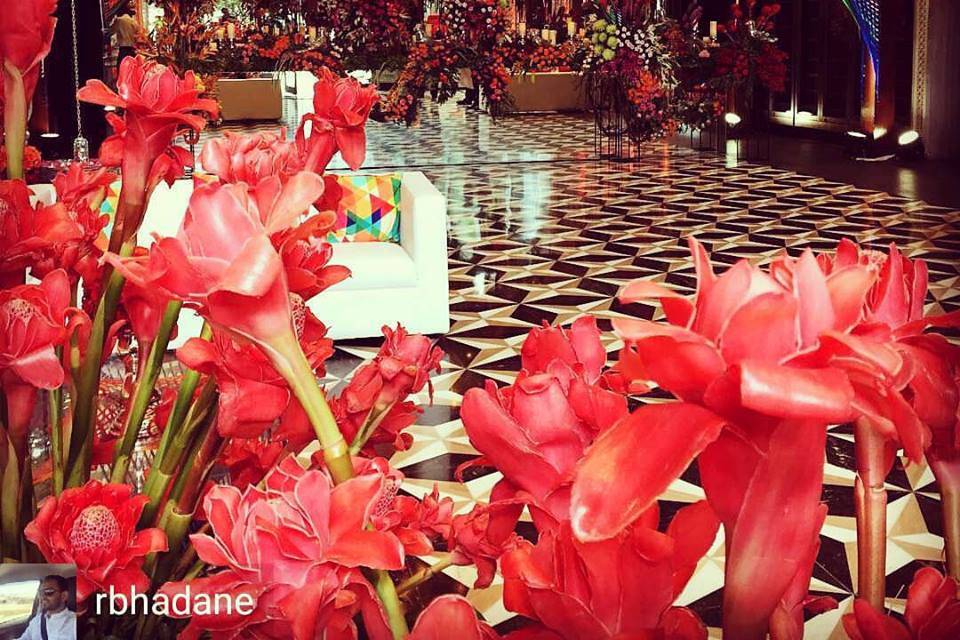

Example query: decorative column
[914,0,960,158]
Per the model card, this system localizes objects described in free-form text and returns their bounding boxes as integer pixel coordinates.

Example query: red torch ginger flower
[462,317,627,526]
[103,177,323,348]
[77,56,218,248]
[770,240,958,464]
[779,239,960,587]
[447,500,523,589]
[351,457,454,557]
[570,238,876,639]
[501,501,718,640]
[331,325,443,454]
[177,313,332,439]
[0,0,57,180]
[219,438,285,491]
[0,269,73,456]
[296,67,379,171]
[1,179,83,286]
[200,128,302,184]
[520,316,606,384]
[0,0,57,107]
[158,456,402,639]
[842,568,960,640]
[281,234,351,301]
[32,163,115,284]
[53,162,117,213]
[409,595,500,640]
[24,481,167,605]
[0,268,71,391]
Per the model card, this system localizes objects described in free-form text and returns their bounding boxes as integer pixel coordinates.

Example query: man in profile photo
[16,576,75,640]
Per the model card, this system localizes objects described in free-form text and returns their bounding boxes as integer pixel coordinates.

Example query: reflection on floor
[212,98,960,639]
[204,96,597,169]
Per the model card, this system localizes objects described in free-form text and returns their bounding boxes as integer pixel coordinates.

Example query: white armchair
[136,171,450,344]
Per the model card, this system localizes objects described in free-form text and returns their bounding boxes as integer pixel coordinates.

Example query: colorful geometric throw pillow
[99,179,122,221]
[328,173,402,243]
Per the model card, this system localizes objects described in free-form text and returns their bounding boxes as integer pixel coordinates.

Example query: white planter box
[504,71,587,113]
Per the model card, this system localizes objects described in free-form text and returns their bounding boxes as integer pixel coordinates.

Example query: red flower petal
[571,403,726,541]
[326,530,404,570]
[667,501,720,597]
[721,420,827,639]
[735,360,856,423]
[719,292,799,365]
[409,595,487,640]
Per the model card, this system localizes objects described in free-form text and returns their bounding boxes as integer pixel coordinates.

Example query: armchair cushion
[327,242,418,291]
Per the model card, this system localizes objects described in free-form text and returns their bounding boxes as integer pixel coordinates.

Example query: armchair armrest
[399,171,448,282]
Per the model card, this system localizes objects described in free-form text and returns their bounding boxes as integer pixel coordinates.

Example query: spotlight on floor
[40,132,60,139]
[845,130,869,157]
[724,112,742,141]
[898,130,920,145]
[897,129,924,161]
[872,127,887,140]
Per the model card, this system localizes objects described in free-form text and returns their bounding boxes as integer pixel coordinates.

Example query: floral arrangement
[383,0,513,124]
[214,28,295,73]
[4,3,960,640]
[580,0,786,143]
[383,40,463,125]
[581,1,688,142]
[295,45,347,77]
[302,0,420,71]
[709,1,788,94]
[514,40,583,73]
[150,0,220,74]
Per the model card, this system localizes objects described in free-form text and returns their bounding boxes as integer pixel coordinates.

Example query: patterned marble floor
[215,98,960,638]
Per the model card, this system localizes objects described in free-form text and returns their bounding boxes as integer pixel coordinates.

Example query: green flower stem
[110,301,183,484]
[373,569,408,640]
[48,359,64,496]
[140,375,217,527]
[0,436,22,560]
[182,557,205,581]
[150,503,195,584]
[263,329,408,638]
[2,62,26,180]
[66,240,136,488]
[854,418,888,609]
[265,329,353,484]
[396,555,454,595]
[942,487,960,581]
[169,413,222,509]
[139,321,212,522]
[348,404,392,455]
[153,415,222,587]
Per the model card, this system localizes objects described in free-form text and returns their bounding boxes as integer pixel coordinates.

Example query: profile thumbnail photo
[0,565,76,640]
